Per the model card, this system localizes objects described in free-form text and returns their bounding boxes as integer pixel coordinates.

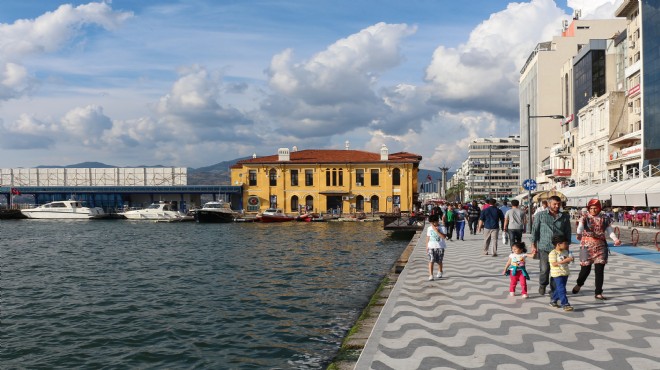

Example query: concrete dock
[355,226,660,369]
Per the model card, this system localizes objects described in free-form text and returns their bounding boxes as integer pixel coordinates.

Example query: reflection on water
[0,220,407,369]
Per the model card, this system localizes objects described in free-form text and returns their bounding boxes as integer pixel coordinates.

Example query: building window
[305,170,313,186]
[392,168,401,186]
[356,195,364,211]
[269,169,277,186]
[338,169,343,186]
[370,169,379,186]
[291,195,299,212]
[326,169,331,186]
[356,169,364,186]
[305,195,314,211]
[332,168,337,186]
[370,195,379,212]
[290,170,298,186]
[249,170,257,186]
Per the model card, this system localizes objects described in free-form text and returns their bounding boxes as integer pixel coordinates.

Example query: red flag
[11,188,20,195]
[426,173,432,182]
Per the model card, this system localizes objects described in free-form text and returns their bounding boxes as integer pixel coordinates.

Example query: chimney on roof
[252,153,257,159]
[292,146,298,152]
[380,144,389,161]
[278,148,290,161]
[345,140,350,150]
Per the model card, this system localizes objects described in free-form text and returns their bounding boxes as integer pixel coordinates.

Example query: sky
[0,0,624,170]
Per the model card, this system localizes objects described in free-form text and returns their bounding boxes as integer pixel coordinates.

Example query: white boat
[21,200,106,219]
[193,201,236,223]
[120,202,186,221]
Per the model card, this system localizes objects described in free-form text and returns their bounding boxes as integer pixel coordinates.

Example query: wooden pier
[382,214,425,231]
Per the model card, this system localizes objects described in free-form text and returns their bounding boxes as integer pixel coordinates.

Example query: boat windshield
[147,204,161,209]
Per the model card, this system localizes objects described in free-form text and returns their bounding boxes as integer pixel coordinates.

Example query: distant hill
[187,157,250,185]
[36,162,116,168]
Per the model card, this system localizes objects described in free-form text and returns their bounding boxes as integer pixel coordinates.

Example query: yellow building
[230,145,421,215]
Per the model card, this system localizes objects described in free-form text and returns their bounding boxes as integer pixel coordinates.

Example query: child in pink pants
[503,242,535,298]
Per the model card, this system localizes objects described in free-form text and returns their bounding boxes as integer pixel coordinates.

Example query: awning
[568,184,601,207]
[623,178,658,206]
[599,181,633,206]
[647,180,660,207]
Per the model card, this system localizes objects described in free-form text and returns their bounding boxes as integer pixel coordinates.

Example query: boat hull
[260,215,295,223]
[121,211,184,221]
[21,209,105,219]
[194,210,235,223]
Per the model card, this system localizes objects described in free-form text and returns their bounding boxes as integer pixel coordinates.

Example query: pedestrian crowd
[425,195,621,312]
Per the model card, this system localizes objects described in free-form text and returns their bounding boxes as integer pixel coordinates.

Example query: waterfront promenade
[355,227,660,369]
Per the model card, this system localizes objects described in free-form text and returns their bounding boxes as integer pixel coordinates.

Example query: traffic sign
[522,179,537,191]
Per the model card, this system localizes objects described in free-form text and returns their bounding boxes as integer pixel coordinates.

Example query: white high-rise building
[465,136,521,201]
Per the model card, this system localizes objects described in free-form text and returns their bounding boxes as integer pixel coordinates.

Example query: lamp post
[526,104,564,233]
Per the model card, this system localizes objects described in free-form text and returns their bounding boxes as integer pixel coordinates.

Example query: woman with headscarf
[572,199,621,300]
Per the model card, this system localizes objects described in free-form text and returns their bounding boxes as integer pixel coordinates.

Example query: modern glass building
[642,1,660,166]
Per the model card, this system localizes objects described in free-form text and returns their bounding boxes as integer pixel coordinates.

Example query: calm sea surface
[0,219,409,369]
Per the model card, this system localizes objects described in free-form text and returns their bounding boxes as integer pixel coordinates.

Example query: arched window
[338,168,344,186]
[370,195,379,212]
[392,168,401,186]
[325,168,331,186]
[291,195,299,212]
[356,195,364,212]
[269,168,277,186]
[305,195,314,212]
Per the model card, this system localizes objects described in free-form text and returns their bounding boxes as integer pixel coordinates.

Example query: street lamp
[525,104,564,233]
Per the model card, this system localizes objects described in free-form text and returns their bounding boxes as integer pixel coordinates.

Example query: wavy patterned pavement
[355,227,660,370]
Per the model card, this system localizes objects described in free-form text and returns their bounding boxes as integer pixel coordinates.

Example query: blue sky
[0,0,622,169]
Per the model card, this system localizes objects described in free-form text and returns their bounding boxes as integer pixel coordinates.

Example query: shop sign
[553,169,572,176]
[628,84,641,97]
[621,144,642,158]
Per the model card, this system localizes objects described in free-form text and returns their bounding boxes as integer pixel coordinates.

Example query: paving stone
[355,227,660,370]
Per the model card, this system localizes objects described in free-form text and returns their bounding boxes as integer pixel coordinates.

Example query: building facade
[616,0,660,170]
[465,136,521,201]
[519,17,627,186]
[229,146,421,214]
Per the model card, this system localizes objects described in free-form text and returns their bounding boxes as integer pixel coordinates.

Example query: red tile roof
[231,149,421,168]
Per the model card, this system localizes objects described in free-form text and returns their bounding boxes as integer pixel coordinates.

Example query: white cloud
[424,0,566,119]
[567,0,624,19]
[60,105,113,145]
[0,2,132,105]
[0,114,54,149]
[0,62,34,100]
[0,2,132,59]
[264,22,416,137]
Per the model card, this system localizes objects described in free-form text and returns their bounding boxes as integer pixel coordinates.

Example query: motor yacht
[21,200,106,219]
[193,201,236,223]
[120,202,186,221]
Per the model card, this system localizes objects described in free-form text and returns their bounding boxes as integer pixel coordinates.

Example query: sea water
[0,220,407,369]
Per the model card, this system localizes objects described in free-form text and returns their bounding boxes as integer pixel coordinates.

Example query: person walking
[443,203,456,241]
[572,199,621,300]
[477,198,504,256]
[455,203,467,241]
[468,200,481,235]
[548,235,575,311]
[502,242,535,298]
[426,214,447,281]
[531,195,572,296]
[504,199,526,246]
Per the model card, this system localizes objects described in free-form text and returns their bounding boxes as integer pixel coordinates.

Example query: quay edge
[327,230,421,370]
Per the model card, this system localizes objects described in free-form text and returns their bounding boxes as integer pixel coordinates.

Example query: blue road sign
[522,179,537,191]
